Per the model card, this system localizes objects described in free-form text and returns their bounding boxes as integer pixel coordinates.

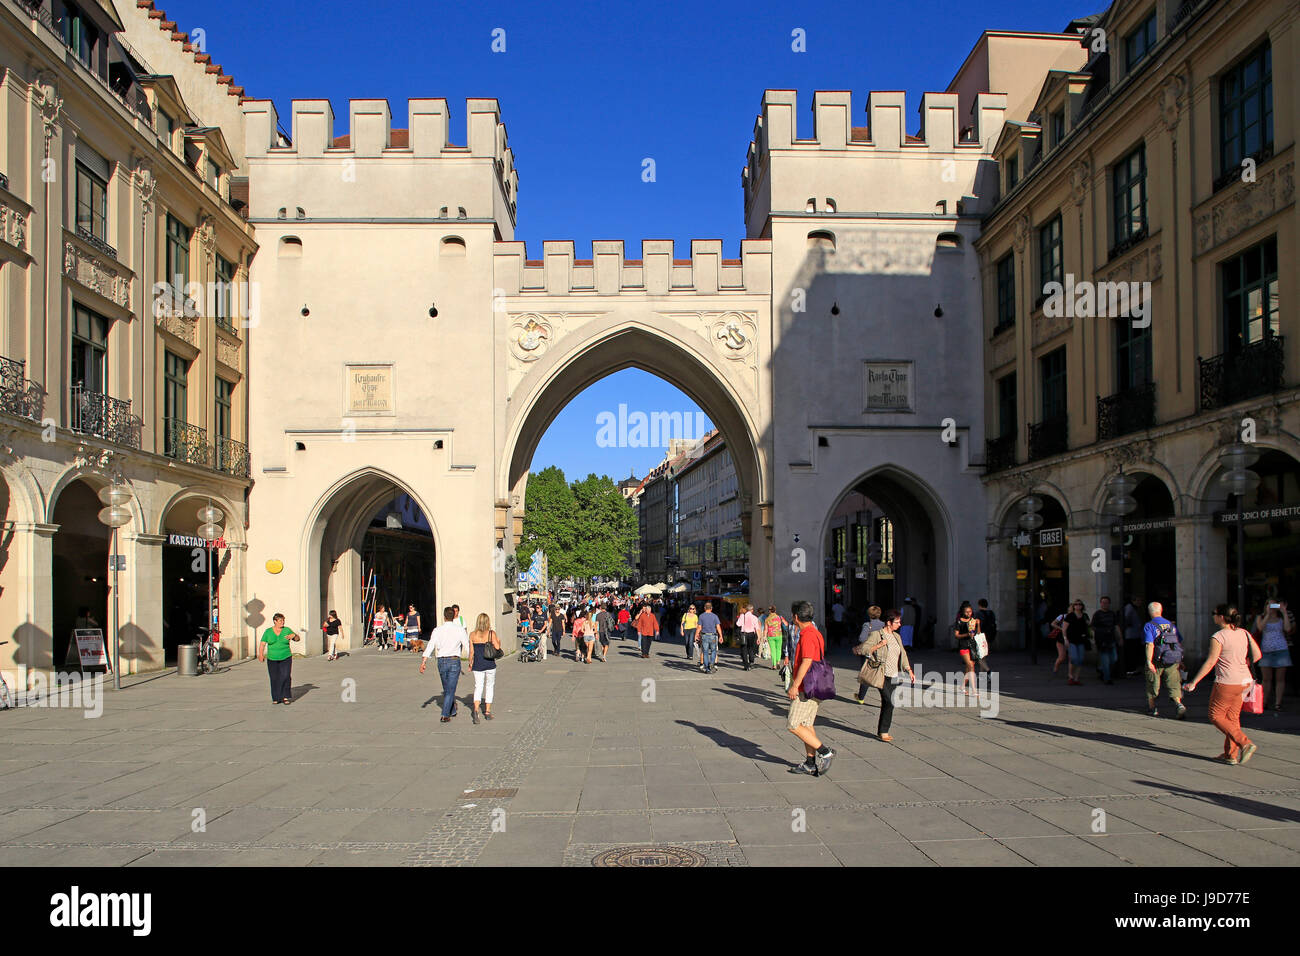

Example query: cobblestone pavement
[1,636,1298,866]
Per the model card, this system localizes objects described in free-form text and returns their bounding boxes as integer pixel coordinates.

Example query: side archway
[300,468,441,655]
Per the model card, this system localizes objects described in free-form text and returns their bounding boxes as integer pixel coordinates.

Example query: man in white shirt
[736,605,761,671]
[420,607,470,722]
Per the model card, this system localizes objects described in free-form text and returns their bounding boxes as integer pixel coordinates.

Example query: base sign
[73,629,110,671]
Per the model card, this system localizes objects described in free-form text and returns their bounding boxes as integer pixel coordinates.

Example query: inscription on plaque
[863,361,913,412]
[345,364,394,415]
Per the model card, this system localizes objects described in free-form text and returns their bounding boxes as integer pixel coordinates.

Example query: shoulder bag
[802,659,836,700]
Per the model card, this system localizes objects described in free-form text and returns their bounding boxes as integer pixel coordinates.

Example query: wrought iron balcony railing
[1198,335,1286,411]
[215,437,250,479]
[68,384,140,447]
[0,356,46,422]
[1027,415,1069,462]
[985,434,1017,473]
[164,418,211,467]
[1097,381,1156,441]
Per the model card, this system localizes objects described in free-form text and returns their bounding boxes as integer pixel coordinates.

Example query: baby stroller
[518,625,543,662]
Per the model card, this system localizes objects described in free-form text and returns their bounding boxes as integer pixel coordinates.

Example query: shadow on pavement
[1002,718,1229,764]
[675,719,787,765]
[1145,780,1300,824]
[290,682,320,700]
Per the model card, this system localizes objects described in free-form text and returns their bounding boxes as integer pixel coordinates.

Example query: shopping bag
[1242,682,1265,715]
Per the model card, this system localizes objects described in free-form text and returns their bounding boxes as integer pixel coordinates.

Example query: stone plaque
[863,361,913,412]
[345,364,394,415]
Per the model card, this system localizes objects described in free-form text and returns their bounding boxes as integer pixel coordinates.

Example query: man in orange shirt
[786,601,834,776]
[634,604,659,659]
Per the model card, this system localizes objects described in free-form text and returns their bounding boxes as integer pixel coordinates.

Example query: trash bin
[178,642,199,676]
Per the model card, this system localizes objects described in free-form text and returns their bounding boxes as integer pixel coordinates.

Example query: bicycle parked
[195,626,221,675]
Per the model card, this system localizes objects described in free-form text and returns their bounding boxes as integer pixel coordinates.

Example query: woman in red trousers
[1184,604,1263,765]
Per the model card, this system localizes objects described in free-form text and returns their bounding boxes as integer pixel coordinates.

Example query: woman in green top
[259,613,300,704]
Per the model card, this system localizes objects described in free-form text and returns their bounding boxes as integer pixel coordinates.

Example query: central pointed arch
[500,317,773,601]
[502,322,766,509]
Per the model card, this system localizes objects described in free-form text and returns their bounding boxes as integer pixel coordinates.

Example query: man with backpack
[1144,601,1187,719]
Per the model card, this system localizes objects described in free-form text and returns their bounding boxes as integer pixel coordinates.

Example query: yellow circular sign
[266,559,284,574]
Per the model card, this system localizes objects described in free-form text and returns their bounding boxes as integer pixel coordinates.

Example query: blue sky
[159,0,1085,479]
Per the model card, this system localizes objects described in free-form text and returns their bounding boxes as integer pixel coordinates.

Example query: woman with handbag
[1183,604,1262,764]
[952,602,982,697]
[469,612,502,725]
[856,609,915,741]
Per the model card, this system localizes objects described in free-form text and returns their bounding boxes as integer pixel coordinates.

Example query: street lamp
[1019,495,1044,663]
[1103,469,1139,603]
[96,482,132,691]
[197,502,225,669]
[1218,444,1260,615]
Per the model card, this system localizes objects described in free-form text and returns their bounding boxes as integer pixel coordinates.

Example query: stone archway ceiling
[507,327,762,508]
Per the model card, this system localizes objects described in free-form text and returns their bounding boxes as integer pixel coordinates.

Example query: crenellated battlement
[242,97,518,229]
[743,89,1008,231]
[493,239,772,297]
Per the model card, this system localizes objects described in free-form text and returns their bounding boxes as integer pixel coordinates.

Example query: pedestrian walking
[899,597,917,648]
[406,604,422,642]
[786,601,834,776]
[1254,599,1293,712]
[1048,609,1068,676]
[573,609,592,664]
[322,609,343,661]
[851,606,886,701]
[1064,599,1092,685]
[469,613,501,724]
[697,602,722,673]
[1144,601,1187,719]
[736,604,761,671]
[634,603,659,659]
[854,608,915,741]
[680,604,699,660]
[975,599,996,673]
[372,604,389,650]
[952,602,982,697]
[549,605,565,656]
[1184,604,1262,764]
[420,607,470,723]
[763,605,786,673]
[617,605,632,642]
[259,613,300,704]
[595,604,614,662]
[1091,596,1121,684]
[1123,595,1145,675]
[831,599,846,646]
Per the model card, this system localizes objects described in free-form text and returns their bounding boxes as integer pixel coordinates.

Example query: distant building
[675,430,748,592]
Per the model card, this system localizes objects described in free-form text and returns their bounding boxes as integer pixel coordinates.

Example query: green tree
[521,466,577,582]
[570,473,637,579]
[521,469,636,583]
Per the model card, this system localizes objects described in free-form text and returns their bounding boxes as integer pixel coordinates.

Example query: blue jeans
[701,634,718,668]
[1068,642,1087,667]
[436,657,461,717]
[1097,645,1117,681]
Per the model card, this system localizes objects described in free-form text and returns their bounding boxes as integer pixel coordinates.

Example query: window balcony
[1097,381,1156,440]
[164,418,211,467]
[214,437,250,478]
[985,434,1017,473]
[0,356,46,422]
[1198,336,1286,411]
[1027,415,1069,461]
[68,384,141,448]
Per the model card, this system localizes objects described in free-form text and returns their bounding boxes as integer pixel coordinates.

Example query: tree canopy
[521,467,636,582]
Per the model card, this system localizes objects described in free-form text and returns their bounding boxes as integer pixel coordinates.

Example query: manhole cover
[592,845,708,867]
